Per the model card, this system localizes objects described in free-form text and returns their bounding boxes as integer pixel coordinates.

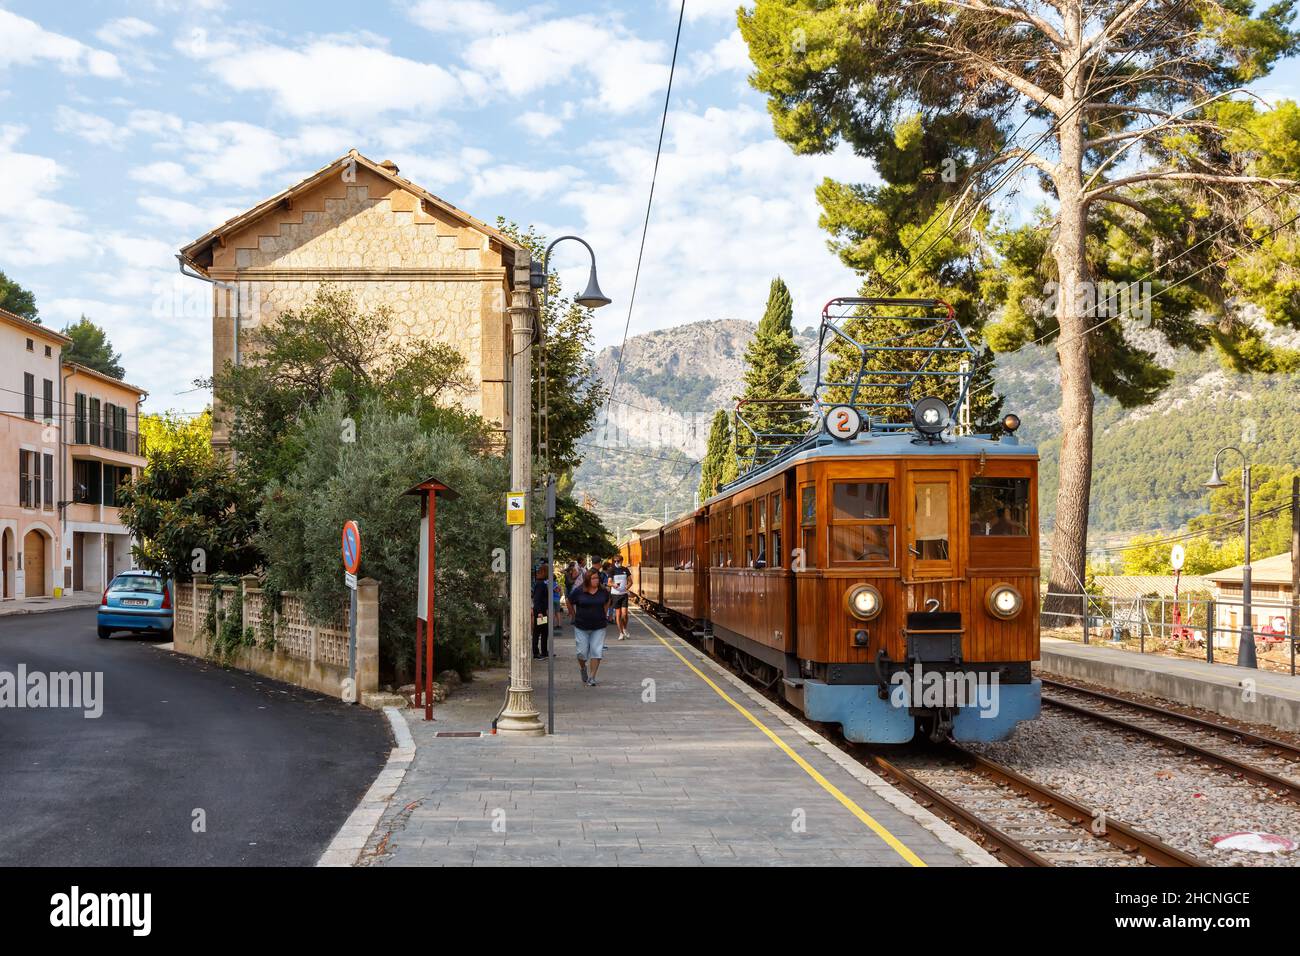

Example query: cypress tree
[698,409,733,502]
[738,277,807,467]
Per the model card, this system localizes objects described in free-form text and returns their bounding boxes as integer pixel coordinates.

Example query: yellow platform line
[636,612,926,867]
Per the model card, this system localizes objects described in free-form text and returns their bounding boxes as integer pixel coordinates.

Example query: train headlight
[912,396,951,436]
[985,584,1023,620]
[846,584,883,621]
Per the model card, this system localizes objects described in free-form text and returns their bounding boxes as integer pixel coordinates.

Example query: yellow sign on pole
[506,490,527,526]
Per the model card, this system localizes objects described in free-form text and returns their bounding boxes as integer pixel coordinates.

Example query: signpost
[404,477,459,721]
[1171,543,1185,642]
[341,521,362,704]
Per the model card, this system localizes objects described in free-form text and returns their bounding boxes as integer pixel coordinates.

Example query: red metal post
[414,617,424,708]
[424,490,437,721]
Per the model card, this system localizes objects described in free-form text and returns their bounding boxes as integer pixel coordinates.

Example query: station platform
[358,609,994,867]
[1038,637,1300,732]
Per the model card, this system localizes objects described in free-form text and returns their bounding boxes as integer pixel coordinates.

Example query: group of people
[531,555,632,687]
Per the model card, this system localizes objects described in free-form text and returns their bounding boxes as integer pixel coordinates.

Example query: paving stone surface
[362,610,974,867]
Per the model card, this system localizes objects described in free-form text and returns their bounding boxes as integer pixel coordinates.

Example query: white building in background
[1208,553,1296,644]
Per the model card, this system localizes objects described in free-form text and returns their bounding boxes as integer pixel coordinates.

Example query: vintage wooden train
[619,299,1041,743]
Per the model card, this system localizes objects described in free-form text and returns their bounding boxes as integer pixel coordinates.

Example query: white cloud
[96,17,159,47]
[0,126,94,267]
[467,163,585,202]
[0,10,122,78]
[137,196,242,234]
[55,106,132,148]
[183,35,465,120]
[548,104,873,348]
[410,3,671,115]
[408,0,503,35]
[518,111,562,138]
[129,161,200,192]
[690,29,750,79]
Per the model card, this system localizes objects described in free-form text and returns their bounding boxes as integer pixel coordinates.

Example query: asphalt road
[0,609,391,866]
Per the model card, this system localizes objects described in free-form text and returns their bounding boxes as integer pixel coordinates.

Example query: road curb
[0,602,100,618]
[316,705,415,867]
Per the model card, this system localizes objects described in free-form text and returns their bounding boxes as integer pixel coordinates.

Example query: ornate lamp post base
[496,691,546,736]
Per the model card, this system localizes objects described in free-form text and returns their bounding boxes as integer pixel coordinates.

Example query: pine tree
[737,277,808,467]
[62,316,125,378]
[698,410,734,501]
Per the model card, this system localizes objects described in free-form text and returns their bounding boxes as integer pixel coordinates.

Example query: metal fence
[1042,590,1300,675]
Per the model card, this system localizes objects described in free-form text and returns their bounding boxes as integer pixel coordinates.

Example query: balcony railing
[70,426,145,456]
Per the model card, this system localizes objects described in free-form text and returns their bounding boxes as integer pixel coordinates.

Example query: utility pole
[1291,475,1298,661]
[497,260,545,736]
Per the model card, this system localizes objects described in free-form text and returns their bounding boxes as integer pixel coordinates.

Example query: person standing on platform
[568,568,610,686]
[532,564,550,661]
[609,555,631,640]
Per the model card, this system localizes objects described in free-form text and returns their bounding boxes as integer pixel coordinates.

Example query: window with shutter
[43,453,53,510]
[75,393,87,444]
[19,451,30,508]
[24,373,35,420]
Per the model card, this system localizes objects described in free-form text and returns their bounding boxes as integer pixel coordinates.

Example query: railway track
[865,746,1203,867]
[642,607,1204,867]
[1040,677,1300,800]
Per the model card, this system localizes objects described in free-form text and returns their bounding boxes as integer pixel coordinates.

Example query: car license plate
[121,598,148,607]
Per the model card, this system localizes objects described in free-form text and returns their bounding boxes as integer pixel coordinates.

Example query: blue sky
[4,1,1300,418]
[0,0,879,415]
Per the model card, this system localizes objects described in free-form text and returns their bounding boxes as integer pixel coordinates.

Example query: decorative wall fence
[173,574,380,704]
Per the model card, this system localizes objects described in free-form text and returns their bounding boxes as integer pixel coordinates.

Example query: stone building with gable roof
[178,149,530,451]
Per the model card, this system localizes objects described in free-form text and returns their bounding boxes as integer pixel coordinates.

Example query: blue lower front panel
[98,612,173,632]
[803,678,1040,743]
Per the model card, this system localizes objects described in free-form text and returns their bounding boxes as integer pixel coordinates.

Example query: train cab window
[769,492,782,568]
[970,478,1030,536]
[912,482,950,560]
[830,481,892,563]
[799,484,817,568]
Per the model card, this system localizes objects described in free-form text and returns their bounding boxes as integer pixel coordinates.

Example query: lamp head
[1204,461,1226,490]
[576,265,612,309]
[912,396,951,437]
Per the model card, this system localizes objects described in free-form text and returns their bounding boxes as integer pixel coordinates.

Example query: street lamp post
[1205,445,1256,669]
[530,236,611,735]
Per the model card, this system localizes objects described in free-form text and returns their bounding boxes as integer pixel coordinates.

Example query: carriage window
[744,501,754,566]
[970,478,1030,537]
[833,482,889,520]
[913,482,950,560]
[830,481,892,563]
[755,497,767,566]
[770,492,782,567]
[799,484,817,568]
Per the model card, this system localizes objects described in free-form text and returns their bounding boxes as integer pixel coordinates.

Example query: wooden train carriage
[701,429,1040,743]
[638,525,663,607]
[617,537,642,598]
[660,510,709,624]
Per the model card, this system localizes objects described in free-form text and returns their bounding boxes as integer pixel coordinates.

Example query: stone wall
[173,574,381,707]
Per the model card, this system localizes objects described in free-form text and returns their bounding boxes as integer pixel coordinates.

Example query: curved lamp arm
[529,235,611,310]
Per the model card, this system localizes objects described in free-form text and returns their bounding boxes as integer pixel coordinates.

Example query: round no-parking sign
[341,521,362,575]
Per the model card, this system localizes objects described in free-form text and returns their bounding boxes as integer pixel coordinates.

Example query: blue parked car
[97,570,174,640]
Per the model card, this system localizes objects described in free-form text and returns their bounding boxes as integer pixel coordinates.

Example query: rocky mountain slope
[573,318,1300,543]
